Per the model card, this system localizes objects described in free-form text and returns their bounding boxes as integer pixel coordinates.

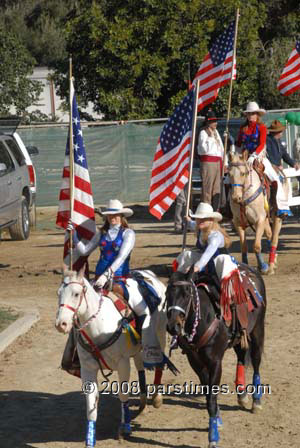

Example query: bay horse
[228,152,272,273]
[55,266,170,446]
[166,266,266,448]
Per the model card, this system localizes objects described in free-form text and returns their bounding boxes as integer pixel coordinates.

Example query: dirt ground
[0,206,300,448]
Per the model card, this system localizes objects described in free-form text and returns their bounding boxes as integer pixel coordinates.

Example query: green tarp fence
[18,112,300,207]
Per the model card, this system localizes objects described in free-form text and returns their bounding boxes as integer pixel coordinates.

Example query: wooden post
[220,10,240,207]
[69,57,74,269]
[182,79,200,250]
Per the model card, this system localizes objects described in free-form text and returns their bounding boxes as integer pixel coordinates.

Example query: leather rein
[168,279,219,350]
[59,280,112,376]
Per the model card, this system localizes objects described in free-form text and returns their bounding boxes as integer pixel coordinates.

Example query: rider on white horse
[69,199,164,369]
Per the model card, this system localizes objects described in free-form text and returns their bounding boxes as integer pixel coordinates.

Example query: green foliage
[0,30,42,115]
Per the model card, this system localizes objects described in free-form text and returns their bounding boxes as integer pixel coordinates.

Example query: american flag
[277,39,300,96]
[56,80,96,271]
[193,21,236,110]
[149,88,194,219]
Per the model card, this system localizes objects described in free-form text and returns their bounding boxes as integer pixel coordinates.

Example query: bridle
[229,161,252,191]
[167,279,201,342]
[59,280,103,330]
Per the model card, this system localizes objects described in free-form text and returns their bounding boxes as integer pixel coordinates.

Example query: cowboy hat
[189,202,222,221]
[203,109,218,126]
[101,199,133,217]
[243,101,266,116]
[268,119,286,133]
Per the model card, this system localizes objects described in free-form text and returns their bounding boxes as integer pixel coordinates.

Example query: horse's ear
[228,151,233,163]
[242,150,248,161]
[78,264,86,280]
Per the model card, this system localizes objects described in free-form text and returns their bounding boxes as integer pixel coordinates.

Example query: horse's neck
[244,165,261,192]
[79,280,120,340]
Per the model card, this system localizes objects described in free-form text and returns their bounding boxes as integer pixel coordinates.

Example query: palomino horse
[55,266,169,447]
[228,152,272,273]
[166,267,266,448]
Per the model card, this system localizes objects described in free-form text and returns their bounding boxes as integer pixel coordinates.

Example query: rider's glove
[94,268,113,288]
[248,153,257,166]
[67,220,79,245]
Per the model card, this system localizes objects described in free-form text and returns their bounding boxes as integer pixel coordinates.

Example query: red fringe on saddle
[220,268,254,323]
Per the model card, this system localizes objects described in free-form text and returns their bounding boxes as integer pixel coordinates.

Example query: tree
[51,0,267,120]
[0,30,42,115]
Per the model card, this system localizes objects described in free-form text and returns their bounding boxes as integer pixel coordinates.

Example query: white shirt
[197,129,224,158]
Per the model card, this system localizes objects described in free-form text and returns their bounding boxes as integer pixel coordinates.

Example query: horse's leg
[150,307,167,409]
[117,357,132,437]
[264,217,272,253]
[80,365,99,448]
[236,224,248,264]
[198,366,223,431]
[206,359,223,448]
[233,344,249,408]
[254,219,269,274]
[133,352,147,412]
[250,317,265,413]
[268,216,282,275]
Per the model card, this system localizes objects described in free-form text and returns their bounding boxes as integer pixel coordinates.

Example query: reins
[229,160,263,207]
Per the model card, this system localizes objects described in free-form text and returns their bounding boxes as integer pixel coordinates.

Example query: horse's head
[166,269,195,336]
[228,151,249,204]
[55,265,88,334]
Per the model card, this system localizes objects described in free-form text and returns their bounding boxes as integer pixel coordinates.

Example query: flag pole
[220,9,240,206]
[182,79,200,250]
[69,57,74,269]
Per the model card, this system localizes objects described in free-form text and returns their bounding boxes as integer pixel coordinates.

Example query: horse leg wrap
[209,417,219,443]
[138,370,146,395]
[154,367,163,385]
[269,246,277,264]
[242,253,248,264]
[252,373,262,400]
[235,364,245,392]
[255,253,268,272]
[86,420,96,447]
[216,406,223,428]
[121,401,131,433]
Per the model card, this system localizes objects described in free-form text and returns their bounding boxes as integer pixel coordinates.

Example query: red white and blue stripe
[277,39,300,96]
[149,88,194,220]
[56,80,96,270]
[193,21,236,111]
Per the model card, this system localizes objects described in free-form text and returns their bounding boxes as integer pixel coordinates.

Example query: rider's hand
[67,220,74,232]
[194,266,200,273]
[248,153,257,166]
[294,163,300,171]
[95,273,109,288]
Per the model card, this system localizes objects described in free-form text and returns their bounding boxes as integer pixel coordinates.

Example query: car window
[0,141,15,175]
[5,138,26,166]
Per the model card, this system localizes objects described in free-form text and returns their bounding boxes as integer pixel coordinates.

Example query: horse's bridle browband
[167,280,195,317]
[59,280,102,330]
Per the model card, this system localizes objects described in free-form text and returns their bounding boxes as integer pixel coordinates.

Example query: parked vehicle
[0,117,39,240]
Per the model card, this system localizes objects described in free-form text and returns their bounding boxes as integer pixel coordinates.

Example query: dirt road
[0,206,299,448]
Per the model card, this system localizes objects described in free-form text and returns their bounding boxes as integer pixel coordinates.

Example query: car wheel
[9,196,30,240]
[29,202,36,228]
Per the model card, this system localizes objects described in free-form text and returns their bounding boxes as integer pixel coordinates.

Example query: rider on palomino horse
[236,101,293,218]
[173,202,263,343]
[70,199,164,369]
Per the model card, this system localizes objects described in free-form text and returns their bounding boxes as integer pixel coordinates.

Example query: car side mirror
[26,145,39,156]
[0,163,7,173]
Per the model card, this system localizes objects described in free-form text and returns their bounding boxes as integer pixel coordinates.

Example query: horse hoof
[252,401,263,413]
[208,442,219,448]
[267,267,275,276]
[152,392,163,409]
[118,423,132,439]
[238,392,249,408]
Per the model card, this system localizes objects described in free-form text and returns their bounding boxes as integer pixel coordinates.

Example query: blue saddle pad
[131,272,161,314]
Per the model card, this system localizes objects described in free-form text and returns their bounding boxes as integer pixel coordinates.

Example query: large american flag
[193,21,236,110]
[149,88,194,219]
[277,39,300,96]
[56,80,96,271]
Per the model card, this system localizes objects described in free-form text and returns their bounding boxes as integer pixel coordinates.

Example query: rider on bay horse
[70,199,164,369]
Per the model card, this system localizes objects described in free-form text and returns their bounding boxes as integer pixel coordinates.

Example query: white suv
[0,118,38,240]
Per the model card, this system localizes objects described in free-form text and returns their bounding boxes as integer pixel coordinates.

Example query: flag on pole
[149,88,194,220]
[56,81,96,270]
[277,39,300,96]
[193,21,236,111]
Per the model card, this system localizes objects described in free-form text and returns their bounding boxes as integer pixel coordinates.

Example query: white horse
[55,266,169,447]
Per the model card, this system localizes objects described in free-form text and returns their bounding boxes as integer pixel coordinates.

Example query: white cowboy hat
[243,101,266,116]
[189,202,222,221]
[101,199,133,217]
